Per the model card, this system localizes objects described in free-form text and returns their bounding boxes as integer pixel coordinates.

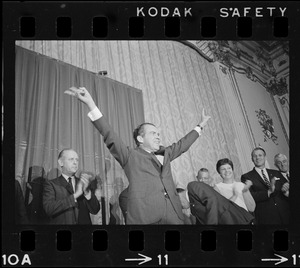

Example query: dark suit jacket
[27,177,49,224]
[43,175,100,224]
[93,116,199,224]
[241,168,289,224]
[187,181,254,225]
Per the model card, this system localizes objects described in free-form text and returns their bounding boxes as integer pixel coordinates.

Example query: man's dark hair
[133,123,156,146]
[216,158,234,173]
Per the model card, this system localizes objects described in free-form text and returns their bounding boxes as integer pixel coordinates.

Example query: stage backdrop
[15,46,145,224]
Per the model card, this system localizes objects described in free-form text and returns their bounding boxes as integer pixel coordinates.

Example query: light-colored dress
[215,182,248,211]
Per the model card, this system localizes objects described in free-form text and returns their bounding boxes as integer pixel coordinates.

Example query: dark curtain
[15,46,145,224]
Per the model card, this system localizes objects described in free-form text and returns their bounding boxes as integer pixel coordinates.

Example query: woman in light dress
[214,158,255,213]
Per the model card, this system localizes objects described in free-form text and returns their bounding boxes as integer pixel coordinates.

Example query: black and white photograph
[3,1,300,267]
[14,40,290,226]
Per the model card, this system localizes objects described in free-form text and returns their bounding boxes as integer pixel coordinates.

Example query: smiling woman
[214,158,256,212]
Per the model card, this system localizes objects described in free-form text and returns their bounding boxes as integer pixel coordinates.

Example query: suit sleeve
[84,194,100,215]
[241,174,269,203]
[92,116,130,167]
[168,130,199,161]
[43,179,76,217]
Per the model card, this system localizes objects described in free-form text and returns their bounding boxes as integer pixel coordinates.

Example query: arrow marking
[125,253,152,265]
[262,254,288,265]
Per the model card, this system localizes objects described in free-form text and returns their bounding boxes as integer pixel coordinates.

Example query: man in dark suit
[43,149,100,224]
[65,87,211,224]
[241,147,289,225]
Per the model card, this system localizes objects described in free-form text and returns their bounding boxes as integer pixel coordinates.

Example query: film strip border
[3,1,300,266]
[19,16,288,39]
[16,229,288,252]
[4,227,296,266]
[4,2,298,40]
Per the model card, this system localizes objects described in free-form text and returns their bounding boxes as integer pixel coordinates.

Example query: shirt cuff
[194,126,202,135]
[88,107,103,121]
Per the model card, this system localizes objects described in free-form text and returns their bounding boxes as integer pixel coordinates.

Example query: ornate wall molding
[185,40,289,98]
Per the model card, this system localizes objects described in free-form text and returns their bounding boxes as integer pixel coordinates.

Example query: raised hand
[199,108,211,128]
[74,180,84,199]
[281,182,289,194]
[80,173,93,194]
[270,177,276,193]
[64,87,96,111]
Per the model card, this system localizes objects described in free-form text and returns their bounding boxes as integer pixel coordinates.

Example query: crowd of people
[15,86,290,225]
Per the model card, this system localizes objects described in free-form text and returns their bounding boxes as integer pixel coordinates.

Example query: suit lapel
[56,175,74,194]
[137,147,162,173]
[266,169,286,190]
[151,155,163,173]
[266,169,276,180]
[252,168,269,189]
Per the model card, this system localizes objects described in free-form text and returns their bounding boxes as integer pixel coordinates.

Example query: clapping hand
[282,182,289,192]
[80,173,93,195]
[243,180,253,192]
[270,177,276,193]
[199,108,211,128]
[73,173,93,199]
[74,180,84,199]
[281,182,289,197]
[64,87,96,111]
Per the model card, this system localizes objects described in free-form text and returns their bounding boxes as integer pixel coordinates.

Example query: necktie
[68,177,74,193]
[261,170,271,189]
[286,173,290,182]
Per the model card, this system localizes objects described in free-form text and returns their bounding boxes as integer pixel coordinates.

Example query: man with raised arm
[65,87,211,224]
